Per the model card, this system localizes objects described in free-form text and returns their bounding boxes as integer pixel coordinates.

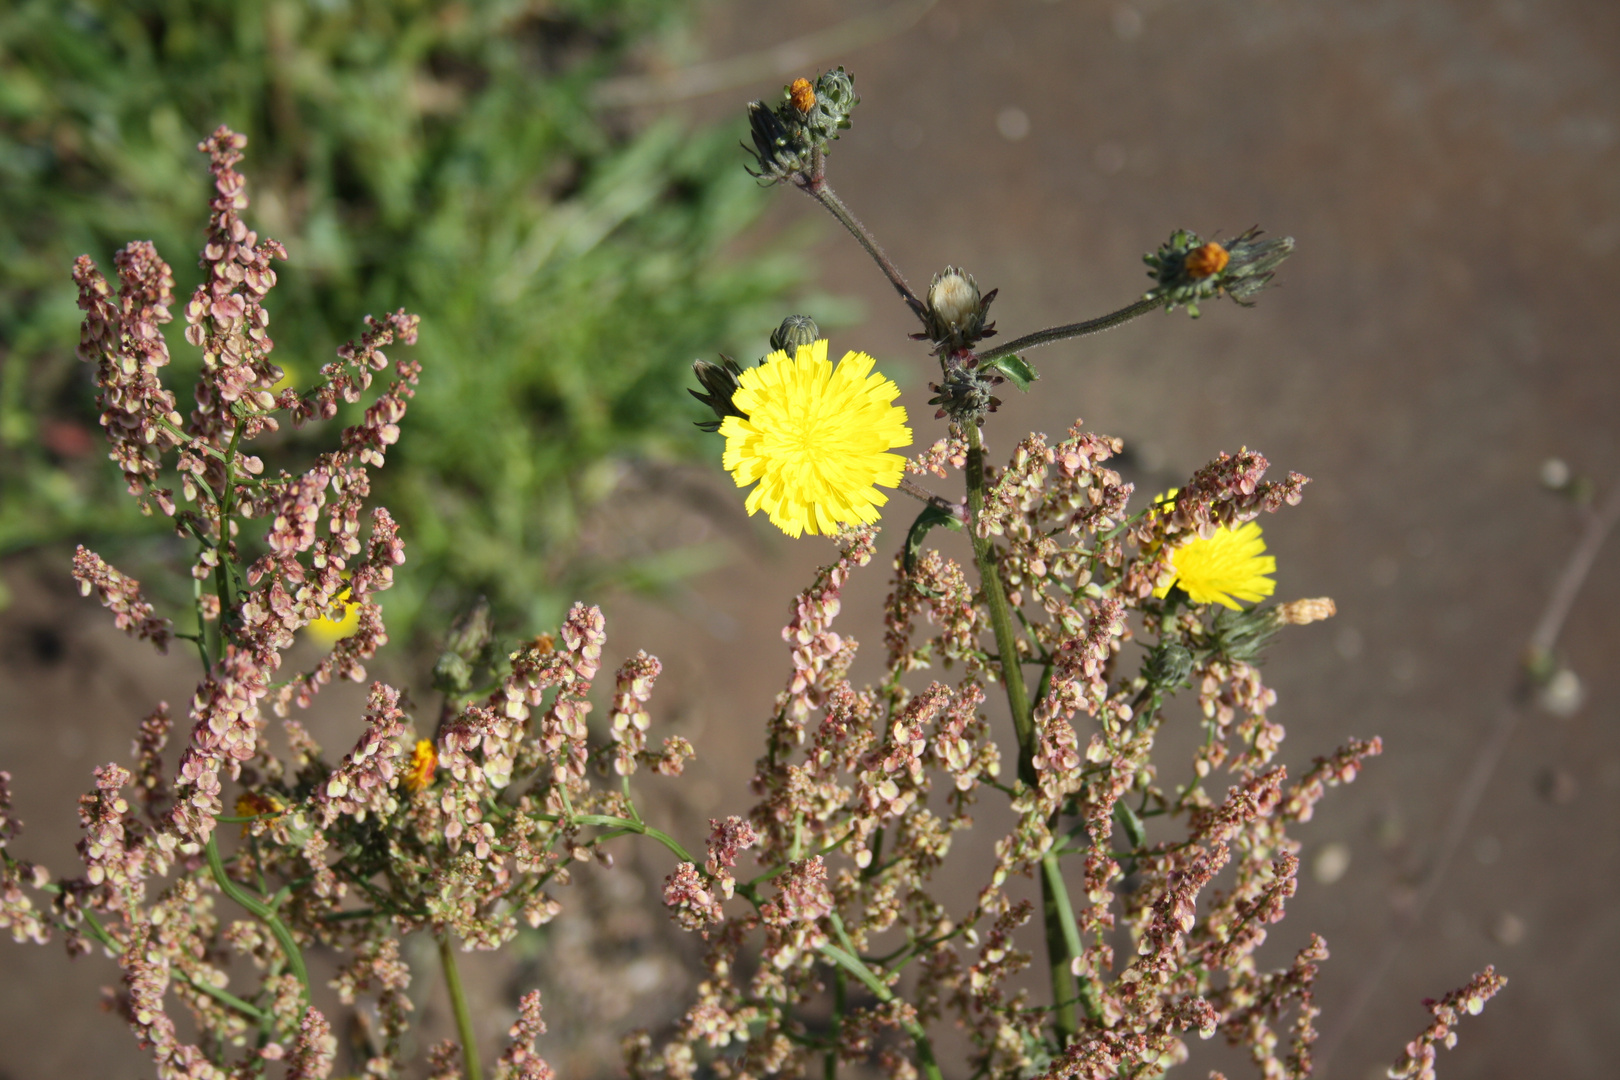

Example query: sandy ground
[4,1,1618,1078]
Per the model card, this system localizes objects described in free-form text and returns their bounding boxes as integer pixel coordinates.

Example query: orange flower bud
[1184,241,1231,279]
[789,77,816,114]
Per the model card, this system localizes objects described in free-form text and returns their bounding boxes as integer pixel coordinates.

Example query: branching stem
[204,835,310,1005]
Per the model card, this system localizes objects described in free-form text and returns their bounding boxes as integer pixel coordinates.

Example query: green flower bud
[770,314,820,353]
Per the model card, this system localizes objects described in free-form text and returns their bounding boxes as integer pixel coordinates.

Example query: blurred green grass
[0,0,805,634]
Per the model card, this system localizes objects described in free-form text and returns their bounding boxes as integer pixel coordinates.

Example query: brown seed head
[1184,241,1231,280]
[789,78,816,114]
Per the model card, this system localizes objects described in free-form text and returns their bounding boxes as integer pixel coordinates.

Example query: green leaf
[903,502,963,579]
[982,353,1037,391]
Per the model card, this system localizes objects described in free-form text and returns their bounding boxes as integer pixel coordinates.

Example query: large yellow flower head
[720,340,912,538]
[1152,491,1277,610]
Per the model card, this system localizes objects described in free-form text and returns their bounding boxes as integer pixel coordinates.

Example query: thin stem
[21,868,268,1023]
[819,919,943,1080]
[205,835,310,1005]
[962,421,1079,1046]
[803,178,927,321]
[438,933,483,1080]
[975,295,1166,364]
[897,475,968,522]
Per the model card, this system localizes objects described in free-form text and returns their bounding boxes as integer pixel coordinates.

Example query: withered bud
[1276,597,1336,625]
[1183,241,1230,280]
[788,78,815,114]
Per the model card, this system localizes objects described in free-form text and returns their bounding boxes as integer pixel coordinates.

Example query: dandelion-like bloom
[307,587,359,645]
[720,340,911,538]
[404,739,437,793]
[1153,491,1277,609]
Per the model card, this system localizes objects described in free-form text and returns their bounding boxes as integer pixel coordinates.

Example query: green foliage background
[0,0,804,634]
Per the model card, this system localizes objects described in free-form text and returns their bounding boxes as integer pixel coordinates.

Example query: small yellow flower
[1152,491,1277,610]
[404,739,437,793]
[307,587,359,645]
[720,340,912,538]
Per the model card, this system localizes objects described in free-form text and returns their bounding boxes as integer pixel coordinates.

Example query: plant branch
[802,179,927,321]
[975,296,1166,364]
[438,932,483,1080]
[204,835,310,1005]
[820,914,943,1080]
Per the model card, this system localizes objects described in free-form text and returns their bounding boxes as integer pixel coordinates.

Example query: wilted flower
[719,340,911,538]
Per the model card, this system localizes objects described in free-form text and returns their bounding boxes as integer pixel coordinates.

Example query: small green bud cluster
[744,69,859,184]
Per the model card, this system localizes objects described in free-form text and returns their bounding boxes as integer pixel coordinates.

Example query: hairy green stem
[438,933,483,1080]
[804,177,927,321]
[975,295,1166,364]
[204,835,310,1005]
[962,422,1081,1046]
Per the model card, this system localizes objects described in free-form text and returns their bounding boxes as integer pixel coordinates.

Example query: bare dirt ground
[3,1,1618,1078]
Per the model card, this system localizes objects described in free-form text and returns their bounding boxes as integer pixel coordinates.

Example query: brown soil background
[3,1,1618,1077]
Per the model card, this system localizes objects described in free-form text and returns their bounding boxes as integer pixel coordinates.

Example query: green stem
[438,933,483,1080]
[1041,852,1100,1024]
[818,937,942,1080]
[974,295,1166,364]
[962,423,1036,766]
[205,835,310,1004]
[23,869,268,1023]
[826,964,846,1080]
[962,422,1080,1047]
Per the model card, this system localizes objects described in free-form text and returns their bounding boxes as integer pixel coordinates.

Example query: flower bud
[770,314,820,353]
[689,354,749,432]
[918,265,998,352]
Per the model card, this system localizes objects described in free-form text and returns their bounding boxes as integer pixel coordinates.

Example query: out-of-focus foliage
[0,0,802,633]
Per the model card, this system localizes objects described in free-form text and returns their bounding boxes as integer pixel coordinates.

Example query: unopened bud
[928,269,980,332]
[770,314,820,353]
[1276,597,1336,625]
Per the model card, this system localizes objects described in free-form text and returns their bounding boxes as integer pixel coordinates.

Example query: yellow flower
[720,339,912,538]
[1152,491,1277,610]
[404,739,437,793]
[307,586,359,645]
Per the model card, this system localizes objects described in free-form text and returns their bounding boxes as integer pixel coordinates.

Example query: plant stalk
[975,295,1166,364]
[803,175,927,321]
[819,934,942,1080]
[438,933,483,1080]
[204,835,310,1005]
[962,421,1081,1045]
